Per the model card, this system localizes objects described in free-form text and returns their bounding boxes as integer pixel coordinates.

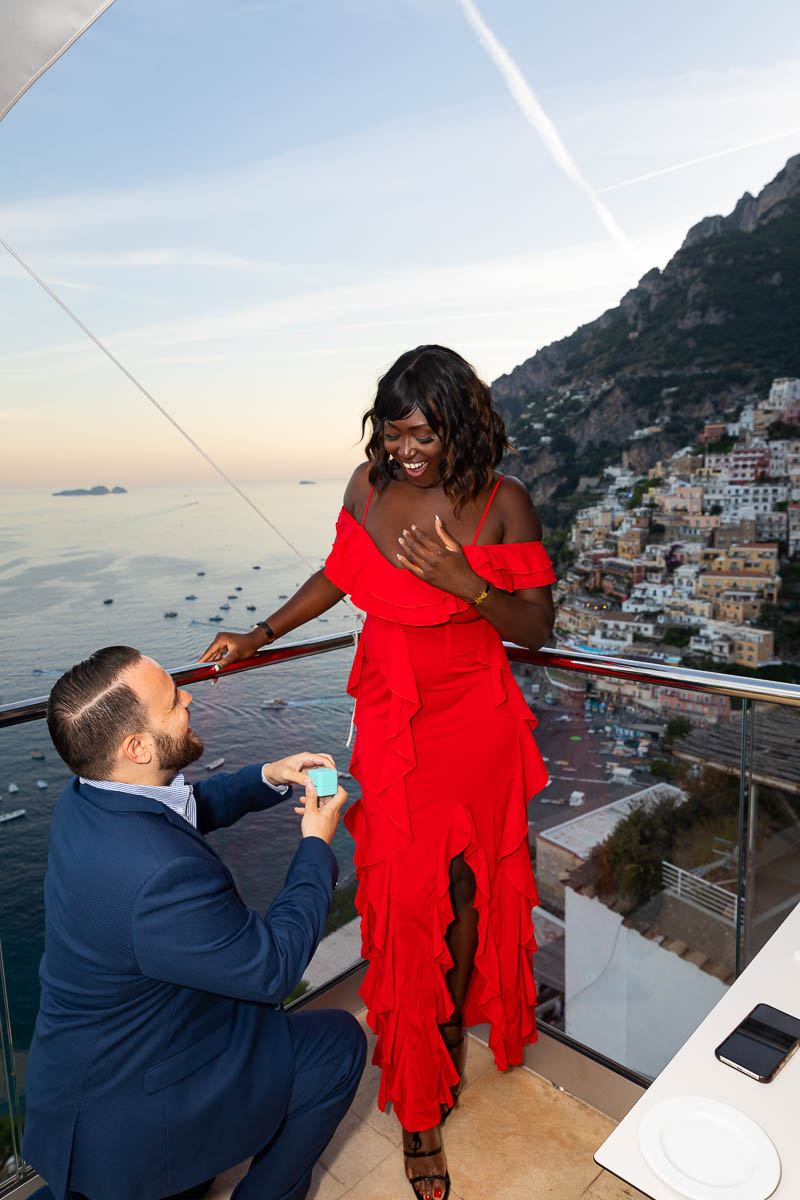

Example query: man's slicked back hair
[47,646,148,779]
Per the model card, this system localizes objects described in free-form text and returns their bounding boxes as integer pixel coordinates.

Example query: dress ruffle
[324,508,555,626]
[328,507,554,1130]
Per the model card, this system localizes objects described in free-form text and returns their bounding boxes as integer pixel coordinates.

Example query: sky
[1,0,799,488]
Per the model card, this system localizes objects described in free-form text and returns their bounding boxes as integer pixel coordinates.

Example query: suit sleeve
[193,763,289,834]
[131,836,335,1002]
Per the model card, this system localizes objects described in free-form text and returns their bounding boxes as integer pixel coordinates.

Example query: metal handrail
[3,632,799,730]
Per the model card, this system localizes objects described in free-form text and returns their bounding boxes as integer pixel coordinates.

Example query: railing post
[0,937,24,1183]
[735,698,750,976]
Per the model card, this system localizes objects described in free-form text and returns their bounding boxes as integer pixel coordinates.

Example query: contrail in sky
[455,0,639,264]
[598,129,800,193]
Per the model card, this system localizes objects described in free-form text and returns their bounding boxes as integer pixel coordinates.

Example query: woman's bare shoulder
[343,462,372,518]
[496,475,543,542]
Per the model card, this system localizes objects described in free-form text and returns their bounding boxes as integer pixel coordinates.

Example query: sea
[0,479,360,1054]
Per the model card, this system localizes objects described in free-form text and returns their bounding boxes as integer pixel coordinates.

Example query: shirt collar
[78,772,196,827]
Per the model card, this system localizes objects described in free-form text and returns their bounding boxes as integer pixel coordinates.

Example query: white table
[595,900,800,1198]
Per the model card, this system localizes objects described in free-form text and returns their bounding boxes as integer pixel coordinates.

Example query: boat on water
[197,570,206,576]
[164,611,178,618]
[246,604,256,611]
[31,749,44,760]
[0,809,26,824]
[206,757,225,771]
[219,603,230,611]
[208,615,223,622]
[185,593,197,600]
[227,594,238,599]
[37,779,48,789]
[235,586,242,591]
[278,594,288,599]
[8,783,19,794]
[261,698,288,709]
[102,598,113,604]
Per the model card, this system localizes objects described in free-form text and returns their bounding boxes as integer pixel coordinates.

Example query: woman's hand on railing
[198,628,266,665]
[295,780,348,845]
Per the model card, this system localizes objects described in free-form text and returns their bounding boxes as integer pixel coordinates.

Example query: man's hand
[198,628,266,666]
[295,779,348,845]
[263,751,336,789]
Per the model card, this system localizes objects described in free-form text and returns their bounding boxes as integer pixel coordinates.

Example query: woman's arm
[197,570,346,665]
[396,477,555,651]
[197,464,372,666]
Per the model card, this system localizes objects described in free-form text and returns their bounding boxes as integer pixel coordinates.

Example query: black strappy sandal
[439,1024,466,1123]
[403,1130,451,1200]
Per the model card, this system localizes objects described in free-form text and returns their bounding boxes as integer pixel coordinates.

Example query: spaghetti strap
[471,476,504,544]
[361,485,375,526]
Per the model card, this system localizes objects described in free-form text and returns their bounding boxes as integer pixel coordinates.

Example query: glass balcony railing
[2,634,800,1191]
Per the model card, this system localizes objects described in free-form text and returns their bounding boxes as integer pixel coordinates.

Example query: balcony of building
[2,635,799,1199]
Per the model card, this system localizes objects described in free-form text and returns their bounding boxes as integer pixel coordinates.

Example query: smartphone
[715,1003,800,1082]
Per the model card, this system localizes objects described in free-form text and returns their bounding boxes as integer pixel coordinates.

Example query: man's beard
[153,727,205,774]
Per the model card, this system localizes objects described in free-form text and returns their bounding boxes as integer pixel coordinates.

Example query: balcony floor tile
[202,1008,645,1200]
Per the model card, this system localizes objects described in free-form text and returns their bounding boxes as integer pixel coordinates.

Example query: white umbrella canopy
[0,0,117,123]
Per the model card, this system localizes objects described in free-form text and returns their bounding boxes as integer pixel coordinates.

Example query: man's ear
[120,732,153,767]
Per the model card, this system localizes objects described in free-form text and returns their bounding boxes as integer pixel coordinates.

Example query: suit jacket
[22,765,337,1200]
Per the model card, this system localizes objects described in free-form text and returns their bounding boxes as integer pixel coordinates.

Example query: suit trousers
[233,1008,367,1200]
[26,1008,366,1200]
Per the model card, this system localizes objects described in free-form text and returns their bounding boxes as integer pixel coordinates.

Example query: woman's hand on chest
[395,515,483,600]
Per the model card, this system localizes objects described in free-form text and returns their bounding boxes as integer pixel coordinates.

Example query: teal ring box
[307,767,338,797]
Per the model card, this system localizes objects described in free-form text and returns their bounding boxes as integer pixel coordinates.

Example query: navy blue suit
[23,766,365,1200]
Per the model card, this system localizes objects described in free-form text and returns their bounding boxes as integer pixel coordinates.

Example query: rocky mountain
[493,153,800,535]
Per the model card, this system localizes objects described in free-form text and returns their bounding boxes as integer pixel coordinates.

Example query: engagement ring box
[308,767,338,797]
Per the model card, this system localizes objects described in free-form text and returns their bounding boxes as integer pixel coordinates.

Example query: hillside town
[550,377,800,726]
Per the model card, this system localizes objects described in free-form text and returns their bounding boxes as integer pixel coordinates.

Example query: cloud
[42,247,270,269]
[0,236,636,380]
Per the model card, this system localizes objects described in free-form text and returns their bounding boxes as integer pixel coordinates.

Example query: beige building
[714,592,763,623]
[662,596,714,624]
[733,627,774,668]
[699,544,779,575]
[657,485,704,514]
[696,570,779,605]
[556,598,612,639]
[617,528,645,560]
[714,519,757,549]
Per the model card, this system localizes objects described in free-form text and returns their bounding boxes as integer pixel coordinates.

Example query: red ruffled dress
[323,484,556,1131]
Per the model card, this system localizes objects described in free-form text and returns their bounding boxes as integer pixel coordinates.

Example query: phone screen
[715,1003,800,1082]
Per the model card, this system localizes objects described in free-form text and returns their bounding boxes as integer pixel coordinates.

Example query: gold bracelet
[469,580,491,606]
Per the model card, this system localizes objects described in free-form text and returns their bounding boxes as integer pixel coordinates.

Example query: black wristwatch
[254,620,276,644]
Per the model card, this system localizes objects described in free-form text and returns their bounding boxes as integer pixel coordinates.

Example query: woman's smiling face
[382,407,444,487]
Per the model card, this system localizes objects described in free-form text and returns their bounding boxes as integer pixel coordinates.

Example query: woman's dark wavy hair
[361,345,511,514]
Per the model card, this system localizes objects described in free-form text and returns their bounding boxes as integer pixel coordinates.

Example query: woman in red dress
[200,346,555,1200]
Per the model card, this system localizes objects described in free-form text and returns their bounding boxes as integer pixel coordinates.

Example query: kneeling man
[23,646,366,1200]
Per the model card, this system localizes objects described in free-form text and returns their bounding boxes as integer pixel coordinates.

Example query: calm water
[0,480,360,1051]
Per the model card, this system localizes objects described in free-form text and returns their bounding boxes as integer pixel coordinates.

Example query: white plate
[638,1096,781,1200]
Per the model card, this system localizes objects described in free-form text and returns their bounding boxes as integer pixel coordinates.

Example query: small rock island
[53,485,128,496]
